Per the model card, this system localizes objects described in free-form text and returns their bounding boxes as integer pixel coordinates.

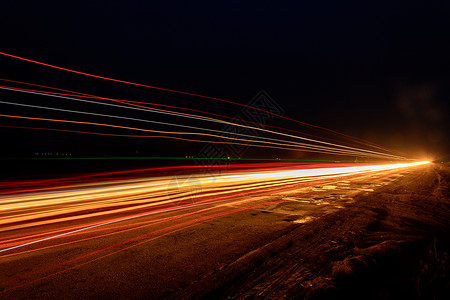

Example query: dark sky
[0,1,449,160]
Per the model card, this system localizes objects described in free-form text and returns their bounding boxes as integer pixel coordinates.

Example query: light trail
[0,78,403,154]
[0,51,398,152]
[0,85,407,159]
[0,161,429,254]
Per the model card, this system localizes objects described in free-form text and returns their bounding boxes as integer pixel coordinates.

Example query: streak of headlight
[0,85,407,160]
[0,161,429,253]
[0,51,391,150]
[0,78,402,154]
[1,179,298,252]
[0,162,365,199]
[1,161,428,214]
[0,170,361,228]
[0,173,334,223]
[0,169,386,256]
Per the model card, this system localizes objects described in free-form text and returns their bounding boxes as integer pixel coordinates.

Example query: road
[1,162,448,299]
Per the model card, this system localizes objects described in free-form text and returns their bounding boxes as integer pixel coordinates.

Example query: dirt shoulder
[173,164,450,299]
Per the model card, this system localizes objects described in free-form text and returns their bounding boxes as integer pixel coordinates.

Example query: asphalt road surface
[0,163,448,299]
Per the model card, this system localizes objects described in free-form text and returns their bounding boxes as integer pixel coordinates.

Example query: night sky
[1,1,449,161]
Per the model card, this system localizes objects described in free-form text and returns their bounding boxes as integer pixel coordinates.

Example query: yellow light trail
[0,161,429,253]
